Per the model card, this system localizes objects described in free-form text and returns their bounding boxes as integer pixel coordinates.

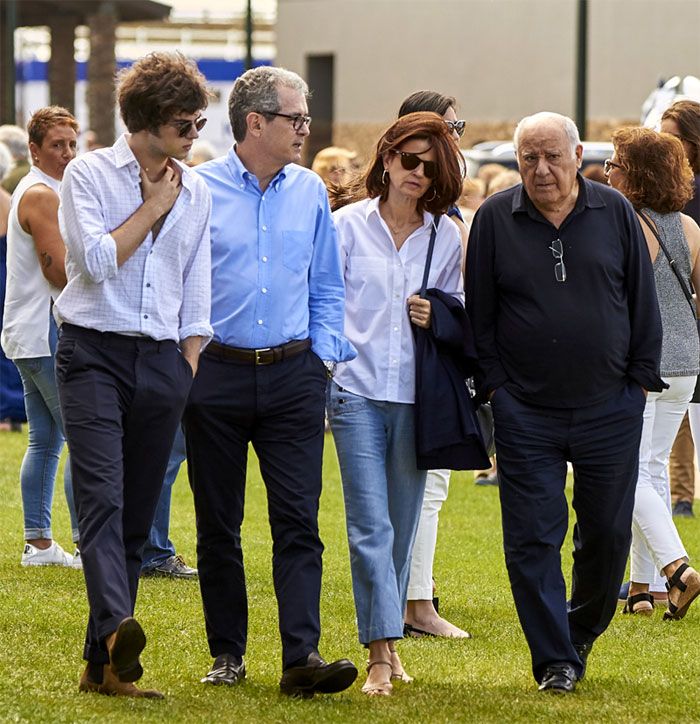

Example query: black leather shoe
[201,654,246,685]
[279,652,358,698]
[573,642,592,680]
[538,663,577,693]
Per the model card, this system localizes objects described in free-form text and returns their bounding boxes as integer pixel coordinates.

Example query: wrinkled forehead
[517,121,571,154]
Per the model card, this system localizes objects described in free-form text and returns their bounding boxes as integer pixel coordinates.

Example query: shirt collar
[511,172,606,217]
[364,195,435,229]
[226,145,288,192]
[112,133,196,198]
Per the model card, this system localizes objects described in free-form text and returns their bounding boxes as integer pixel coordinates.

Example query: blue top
[195,148,356,362]
[466,174,665,407]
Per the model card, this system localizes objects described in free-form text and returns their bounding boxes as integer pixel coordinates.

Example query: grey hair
[0,142,12,180]
[228,66,308,142]
[513,112,581,154]
[0,124,29,160]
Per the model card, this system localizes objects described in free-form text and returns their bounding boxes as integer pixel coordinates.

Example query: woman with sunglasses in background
[661,101,700,520]
[328,112,464,695]
[606,127,700,619]
[394,91,472,641]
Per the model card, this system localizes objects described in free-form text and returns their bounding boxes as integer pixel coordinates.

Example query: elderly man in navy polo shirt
[467,112,665,694]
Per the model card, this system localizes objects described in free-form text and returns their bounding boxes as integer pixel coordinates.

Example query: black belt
[204,338,311,365]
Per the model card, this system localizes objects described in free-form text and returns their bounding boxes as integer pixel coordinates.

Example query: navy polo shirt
[466,174,665,408]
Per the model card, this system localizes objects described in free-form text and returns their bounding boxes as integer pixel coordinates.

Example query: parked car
[463,140,613,178]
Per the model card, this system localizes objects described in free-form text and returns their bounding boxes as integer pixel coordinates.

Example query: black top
[466,174,665,408]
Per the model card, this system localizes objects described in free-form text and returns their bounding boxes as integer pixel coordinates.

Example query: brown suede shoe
[106,617,146,682]
[79,664,164,699]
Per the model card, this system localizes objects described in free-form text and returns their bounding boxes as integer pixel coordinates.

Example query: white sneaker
[71,548,83,570]
[21,541,74,567]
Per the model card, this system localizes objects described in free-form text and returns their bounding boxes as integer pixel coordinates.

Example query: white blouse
[333,196,463,404]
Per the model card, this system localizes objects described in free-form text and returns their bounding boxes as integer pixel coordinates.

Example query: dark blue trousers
[56,324,192,664]
[491,382,646,682]
[183,347,327,669]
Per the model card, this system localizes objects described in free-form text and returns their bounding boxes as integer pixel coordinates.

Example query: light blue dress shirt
[56,134,213,344]
[195,147,355,362]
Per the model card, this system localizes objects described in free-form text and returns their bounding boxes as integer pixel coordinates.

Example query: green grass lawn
[1,428,700,723]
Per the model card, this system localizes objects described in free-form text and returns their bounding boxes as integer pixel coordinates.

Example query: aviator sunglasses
[168,116,208,137]
[391,150,438,179]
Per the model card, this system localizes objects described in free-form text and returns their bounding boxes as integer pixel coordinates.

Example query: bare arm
[19,185,67,288]
[180,335,204,377]
[113,164,182,267]
[681,213,700,317]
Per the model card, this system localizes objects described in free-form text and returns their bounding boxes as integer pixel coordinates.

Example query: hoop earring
[425,186,437,202]
[382,169,389,185]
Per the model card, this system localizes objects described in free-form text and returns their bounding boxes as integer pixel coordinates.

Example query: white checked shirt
[333,197,463,404]
[55,134,213,344]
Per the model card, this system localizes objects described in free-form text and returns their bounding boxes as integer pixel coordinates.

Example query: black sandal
[663,563,700,621]
[622,592,654,615]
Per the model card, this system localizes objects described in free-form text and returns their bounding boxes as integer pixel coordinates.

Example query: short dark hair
[612,126,693,213]
[117,52,210,133]
[27,106,78,146]
[332,112,464,215]
[398,91,456,118]
[662,100,700,174]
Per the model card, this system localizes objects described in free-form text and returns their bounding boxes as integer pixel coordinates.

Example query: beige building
[276,0,700,159]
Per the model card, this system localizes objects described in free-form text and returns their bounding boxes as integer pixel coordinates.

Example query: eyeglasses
[550,238,566,282]
[391,150,438,179]
[604,159,623,174]
[445,119,466,137]
[167,116,207,137]
[262,112,312,131]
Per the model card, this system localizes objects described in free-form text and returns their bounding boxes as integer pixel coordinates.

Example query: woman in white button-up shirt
[328,112,464,696]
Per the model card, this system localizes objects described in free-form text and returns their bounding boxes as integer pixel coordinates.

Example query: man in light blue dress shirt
[185,66,358,696]
[54,53,213,699]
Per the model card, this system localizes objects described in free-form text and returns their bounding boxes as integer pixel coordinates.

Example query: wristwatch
[322,360,337,379]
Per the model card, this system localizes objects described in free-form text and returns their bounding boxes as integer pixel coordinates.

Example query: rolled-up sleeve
[179,187,213,347]
[308,188,356,362]
[59,160,119,284]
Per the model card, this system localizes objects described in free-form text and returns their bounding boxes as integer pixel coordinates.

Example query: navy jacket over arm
[465,174,665,408]
[413,288,490,471]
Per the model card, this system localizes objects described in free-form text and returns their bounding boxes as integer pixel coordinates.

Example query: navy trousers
[56,324,192,664]
[491,382,646,682]
[183,347,327,669]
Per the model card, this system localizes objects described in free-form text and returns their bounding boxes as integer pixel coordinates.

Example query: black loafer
[279,652,358,698]
[538,663,577,693]
[573,641,592,680]
[201,654,246,685]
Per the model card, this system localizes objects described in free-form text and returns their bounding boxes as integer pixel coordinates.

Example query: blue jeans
[14,333,78,542]
[327,381,426,644]
[141,425,186,570]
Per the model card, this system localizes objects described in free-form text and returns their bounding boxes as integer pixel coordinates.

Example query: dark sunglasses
[262,112,313,132]
[445,119,466,137]
[167,116,207,137]
[391,150,438,179]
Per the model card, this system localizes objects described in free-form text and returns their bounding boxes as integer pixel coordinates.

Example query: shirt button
[146,283,151,288]
[144,314,148,319]
[239,183,244,188]
[262,225,267,232]
[262,287,268,293]
[257,319,263,325]
[393,326,399,331]
[262,256,268,262]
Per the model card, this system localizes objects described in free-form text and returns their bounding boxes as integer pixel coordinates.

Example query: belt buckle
[255,347,273,365]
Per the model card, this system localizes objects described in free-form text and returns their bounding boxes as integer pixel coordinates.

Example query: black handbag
[638,210,700,402]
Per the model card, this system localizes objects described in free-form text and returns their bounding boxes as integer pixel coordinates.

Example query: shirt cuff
[179,322,214,351]
[627,365,668,393]
[310,328,357,363]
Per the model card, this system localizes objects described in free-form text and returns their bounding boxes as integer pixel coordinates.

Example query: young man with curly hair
[54,52,213,698]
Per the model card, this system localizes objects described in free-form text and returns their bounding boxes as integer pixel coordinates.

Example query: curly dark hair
[27,106,78,146]
[611,126,693,213]
[662,100,700,174]
[117,52,210,133]
[331,112,464,214]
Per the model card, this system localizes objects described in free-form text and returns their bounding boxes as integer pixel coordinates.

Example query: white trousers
[630,376,695,585]
[407,468,451,600]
